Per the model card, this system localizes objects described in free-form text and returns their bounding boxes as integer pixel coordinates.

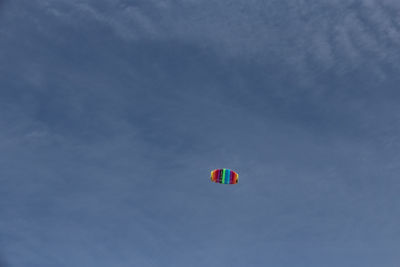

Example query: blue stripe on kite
[225,169,230,184]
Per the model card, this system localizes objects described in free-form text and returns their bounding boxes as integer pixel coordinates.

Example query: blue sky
[1,0,400,266]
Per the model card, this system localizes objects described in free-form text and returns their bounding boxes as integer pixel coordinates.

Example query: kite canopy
[210,169,238,184]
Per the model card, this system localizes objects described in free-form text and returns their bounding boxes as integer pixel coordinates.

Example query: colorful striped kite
[210,169,239,184]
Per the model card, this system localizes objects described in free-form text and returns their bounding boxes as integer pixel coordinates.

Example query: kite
[210,168,238,184]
